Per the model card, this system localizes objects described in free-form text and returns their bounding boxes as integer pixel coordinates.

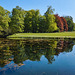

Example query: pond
[0,38,75,75]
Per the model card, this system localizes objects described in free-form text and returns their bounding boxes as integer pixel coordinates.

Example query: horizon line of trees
[0,5,75,37]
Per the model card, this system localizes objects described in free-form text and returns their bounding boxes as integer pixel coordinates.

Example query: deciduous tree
[24,10,40,33]
[10,6,25,34]
[44,6,58,32]
[64,16,74,31]
[54,14,64,32]
[61,17,68,31]
[0,6,10,36]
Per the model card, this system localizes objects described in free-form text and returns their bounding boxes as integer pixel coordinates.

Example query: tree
[54,14,64,32]
[10,6,25,34]
[44,6,55,16]
[60,17,68,31]
[24,9,40,33]
[38,16,47,33]
[64,16,74,31]
[44,6,58,32]
[0,26,3,35]
[46,14,58,32]
[0,6,10,36]
[73,23,75,31]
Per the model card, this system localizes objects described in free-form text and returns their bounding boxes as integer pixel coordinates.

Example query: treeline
[0,6,75,37]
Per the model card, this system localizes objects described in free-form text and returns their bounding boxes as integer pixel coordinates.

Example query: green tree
[0,6,10,36]
[44,6,55,15]
[38,16,47,32]
[46,14,58,32]
[44,6,58,32]
[73,23,75,31]
[64,16,75,31]
[0,26,3,35]
[10,6,25,34]
[24,10,33,32]
[24,9,40,33]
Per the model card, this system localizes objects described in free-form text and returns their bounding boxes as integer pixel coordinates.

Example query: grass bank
[7,32,75,39]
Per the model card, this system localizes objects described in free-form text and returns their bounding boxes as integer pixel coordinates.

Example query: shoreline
[7,32,75,39]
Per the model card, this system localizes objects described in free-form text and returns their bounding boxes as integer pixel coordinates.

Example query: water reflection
[0,39,74,68]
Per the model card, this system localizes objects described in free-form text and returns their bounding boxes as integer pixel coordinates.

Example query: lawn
[7,31,75,39]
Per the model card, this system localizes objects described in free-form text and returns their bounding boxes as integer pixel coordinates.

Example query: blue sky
[0,0,75,22]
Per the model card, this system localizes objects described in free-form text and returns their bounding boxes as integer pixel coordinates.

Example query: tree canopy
[44,6,58,32]
[64,16,75,31]
[0,6,10,37]
[0,5,75,37]
[10,6,25,34]
[24,10,40,33]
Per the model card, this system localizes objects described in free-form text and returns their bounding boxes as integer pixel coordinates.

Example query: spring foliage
[0,6,10,36]
[0,5,75,37]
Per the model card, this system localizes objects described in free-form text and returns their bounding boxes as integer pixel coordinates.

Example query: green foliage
[46,14,58,32]
[44,6,58,32]
[24,6,57,33]
[0,6,10,36]
[38,16,47,32]
[0,5,75,37]
[64,16,75,31]
[44,6,55,15]
[0,26,3,35]
[73,23,75,31]
[10,6,25,34]
[24,10,40,33]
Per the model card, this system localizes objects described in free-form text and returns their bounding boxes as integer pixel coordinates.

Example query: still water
[0,38,75,75]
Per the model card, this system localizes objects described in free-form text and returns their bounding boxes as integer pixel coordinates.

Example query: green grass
[7,31,75,39]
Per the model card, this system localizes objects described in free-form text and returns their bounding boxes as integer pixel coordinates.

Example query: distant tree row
[0,6,75,37]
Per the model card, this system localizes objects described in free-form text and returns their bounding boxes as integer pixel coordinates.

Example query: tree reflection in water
[0,38,74,68]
